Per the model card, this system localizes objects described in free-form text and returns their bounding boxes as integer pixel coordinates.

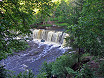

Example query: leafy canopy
[0,0,54,60]
[67,0,104,57]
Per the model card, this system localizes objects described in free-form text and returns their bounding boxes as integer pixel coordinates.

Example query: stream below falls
[0,40,69,75]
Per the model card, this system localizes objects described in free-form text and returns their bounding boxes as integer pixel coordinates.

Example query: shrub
[8,40,30,52]
[36,72,47,78]
[37,54,77,78]
[98,61,104,76]
[0,66,7,78]
[52,55,76,77]
[51,54,77,78]
[40,62,52,77]
[7,70,35,78]
[73,64,95,78]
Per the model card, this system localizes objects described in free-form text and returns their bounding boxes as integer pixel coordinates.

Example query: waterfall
[0,29,70,75]
[33,29,69,46]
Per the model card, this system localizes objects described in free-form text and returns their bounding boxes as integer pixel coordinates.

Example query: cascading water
[0,29,70,75]
[33,29,69,46]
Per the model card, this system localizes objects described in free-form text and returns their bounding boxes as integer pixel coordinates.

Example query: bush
[51,54,77,77]
[50,17,58,21]
[8,40,30,52]
[99,61,104,76]
[36,72,47,78]
[66,64,95,78]
[7,70,35,78]
[76,64,95,78]
[37,54,78,78]
[0,66,7,78]
[40,62,52,77]
[37,53,98,78]
[65,67,77,76]
[0,66,35,78]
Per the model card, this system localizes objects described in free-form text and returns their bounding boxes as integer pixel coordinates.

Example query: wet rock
[49,45,53,47]
[58,46,61,47]
[29,51,39,56]
[41,39,45,42]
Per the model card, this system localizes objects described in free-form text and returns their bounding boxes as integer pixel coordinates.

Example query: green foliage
[0,0,33,60]
[0,66,35,78]
[55,23,68,26]
[7,70,35,78]
[67,0,104,57]
[36,61,53,78]
[51,54,77,77]
[65,67,77,75]
[8,40,30,52]
[66,64,95,78]
[39,24,52,27]
[37,54,78,78]
[36,72,47,78]
[0,0,54,60]
[0,40,29,60]
[37,62,53,78]
[50,17,58,21]
[51,0,84,25]
[0,66,7,78]
[53,0,71,24]
[76,64,95,78]
[33,0,55,25]
[80,53,90,60]
[37,54,98,78]
[98,61,104,76]
[81,53,90,57]
[37,62,52,78]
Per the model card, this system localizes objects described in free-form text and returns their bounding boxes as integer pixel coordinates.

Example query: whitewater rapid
[0,40,70,75]
[0,29,71,75]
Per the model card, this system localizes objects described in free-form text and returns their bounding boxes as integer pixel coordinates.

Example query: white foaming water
[33,29,69,46]
[32,29,70,60]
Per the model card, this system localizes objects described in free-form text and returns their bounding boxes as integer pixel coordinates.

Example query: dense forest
[0,0,104,78]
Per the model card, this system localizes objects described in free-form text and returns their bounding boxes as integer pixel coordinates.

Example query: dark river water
[0,40,68,75]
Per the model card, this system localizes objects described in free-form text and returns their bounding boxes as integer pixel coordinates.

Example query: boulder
[41,39,45,42]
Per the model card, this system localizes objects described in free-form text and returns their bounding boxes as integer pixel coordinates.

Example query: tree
[0,0,54,60]
[67,0,104,57]
[50,0,84,26]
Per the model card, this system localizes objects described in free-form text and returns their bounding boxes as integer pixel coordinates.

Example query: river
[0,29,70,75]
